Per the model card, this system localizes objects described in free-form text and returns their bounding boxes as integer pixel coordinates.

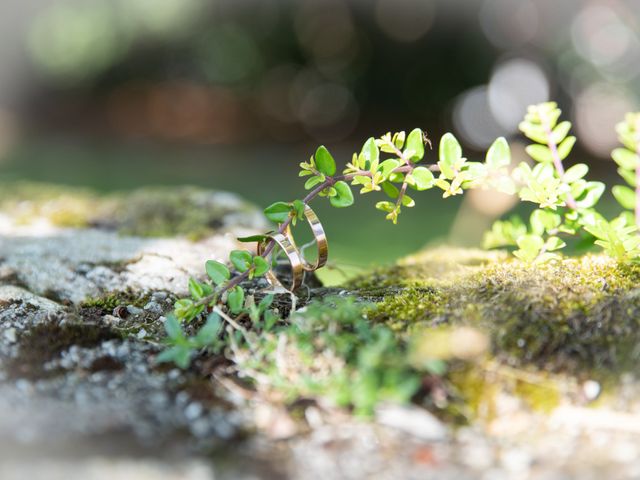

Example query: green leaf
[574,181,605,209]
[404,128,425,162]
[486,137,510,169]
[388,172,404,183]
[164,314,184,340]
[557,136,576,160]
[188,278,205,300]
[230,250,252,272]
[612,185,636,210]
[545,236,566,252]
[514,234,544,263]
[315,145,336,176]
[292,199,306,219]
[375,201,395,212]
[551,121,571,144]
[525,144,553,163]
[264,202,291,223]
[563,163,588,183]
[227,286,245,314]
[237,234,270,243]
[381,181,399,199]
[174,298,195,320]
[360,137,379,171]
[304,175,324,190]
[410,166,434,190]
[252,256,270,277]
[393,131,405,149]
[377,159,400,179]
[619,167,637,187]
[519,122,548,144]
[438,133,462,178]
[156,345,192,369]
[258,294,274,312]
[205,260,230,285]
[330,181,354,208]
[530,209,561,235]
[195,313,222,345]
[612,148,639,170]
[402,194,415,207]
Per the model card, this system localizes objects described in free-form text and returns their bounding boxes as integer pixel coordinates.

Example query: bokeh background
[0,0,639,277]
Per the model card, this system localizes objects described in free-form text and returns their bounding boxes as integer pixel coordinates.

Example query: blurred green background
[0,0,638,276]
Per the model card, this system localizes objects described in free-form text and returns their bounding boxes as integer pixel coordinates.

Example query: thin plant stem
[540,109,578,210]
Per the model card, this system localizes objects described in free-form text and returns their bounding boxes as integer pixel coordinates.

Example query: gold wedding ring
[285,205,328,272]
[257,232,304,291]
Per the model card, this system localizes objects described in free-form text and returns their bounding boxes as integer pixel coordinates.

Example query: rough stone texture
[3,185,640,479]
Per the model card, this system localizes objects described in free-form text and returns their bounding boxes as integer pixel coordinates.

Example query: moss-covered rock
[355,247,640,376]
[0,182,265,239]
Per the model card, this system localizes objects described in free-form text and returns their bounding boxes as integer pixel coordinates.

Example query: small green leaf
[156,345,192,369]
[329,181,354,208]
[619,167,637,187]
[375,201,395,212]
[612,148,639,170]
[315,146,336,176]
[530,209,561,235]
[264,202,292,223]
[230,250,252,272]
[563,163,588,183]
[258,294,274,312]
[557,136,576,160]
[411,166,434,190]
[292,199,306,219]
[575,181,605,209]
[377,159,400,179]
[360,137,379,171]
[486,137,510,169]
[205,260,230,285]
[227,286,245,314]
[402,195,415,207]
[514,234,544,263]
[525,144,553,163]
[237,234,270,243]
[381,181,399,199]
[188,278,205,300]
[545,236,566,252]
[164,314,183,340]
[393,131,406,149]
[438,133,462,178]
[405,128,425,162]
[252,256,270,277]
[519,122,548,144]
[612,185,636,210]
[304,175,324,190]
[174,299,195,320]
[195,313,222,345]
[551,121,571,144]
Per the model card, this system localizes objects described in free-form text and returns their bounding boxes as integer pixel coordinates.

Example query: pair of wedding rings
[256,205,328,291]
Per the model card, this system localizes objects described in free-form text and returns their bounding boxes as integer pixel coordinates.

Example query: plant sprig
[162,102,640,371]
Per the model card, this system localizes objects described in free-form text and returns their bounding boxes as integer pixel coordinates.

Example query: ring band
[257,232,304,291]
[285,205,328,272]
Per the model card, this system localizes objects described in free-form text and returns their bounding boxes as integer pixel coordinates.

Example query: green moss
[0,182,106,228]
[356,247,640,376]
[80,290,153,312]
